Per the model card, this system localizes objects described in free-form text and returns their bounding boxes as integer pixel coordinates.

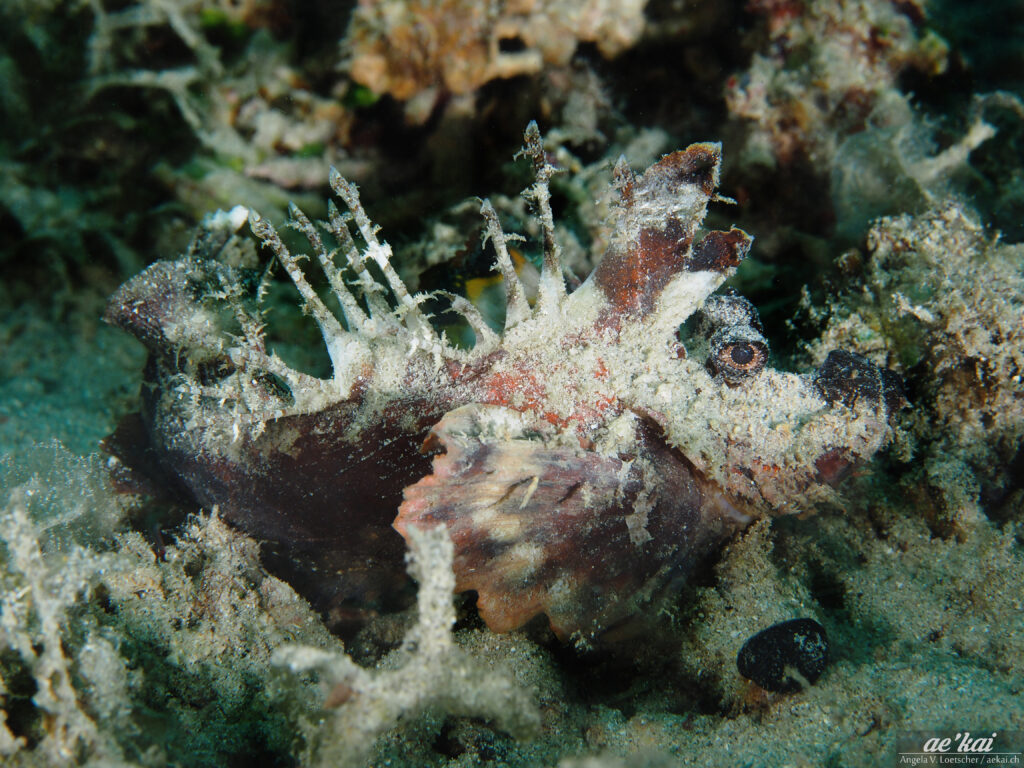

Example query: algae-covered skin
[103,124,902,642]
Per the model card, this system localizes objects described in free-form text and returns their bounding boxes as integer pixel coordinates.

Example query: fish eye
[708,333,768,383]
[726,343,757,367]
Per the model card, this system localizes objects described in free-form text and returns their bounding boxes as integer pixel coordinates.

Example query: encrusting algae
[103,123,903,643]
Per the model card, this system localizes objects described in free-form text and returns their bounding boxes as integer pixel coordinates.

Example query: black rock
[736,618,830,693]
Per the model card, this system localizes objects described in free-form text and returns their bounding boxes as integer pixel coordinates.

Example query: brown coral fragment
[344,0,648,107]
[395,405,748,639]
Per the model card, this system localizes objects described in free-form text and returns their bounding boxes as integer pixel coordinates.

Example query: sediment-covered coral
[0,0,143,276]
[0,442,337,764]
[827,93,1003,240]
[808,203,1024,530]
[87,0,357,214]
[104,123,902,643]
[0,0,352,285]
[0,482,131,764]
[726,0,948,167]
[99,511,338,761]
[343,0,647,118]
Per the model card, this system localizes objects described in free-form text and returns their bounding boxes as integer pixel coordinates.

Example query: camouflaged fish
[104,124,902,641]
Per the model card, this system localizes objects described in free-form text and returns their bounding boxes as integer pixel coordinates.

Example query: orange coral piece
[344,0,648,104]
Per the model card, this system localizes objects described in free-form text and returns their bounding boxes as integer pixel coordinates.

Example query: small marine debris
[736,617,830,693]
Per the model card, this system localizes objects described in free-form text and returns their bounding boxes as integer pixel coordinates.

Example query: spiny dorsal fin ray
[519,121,566,314]
[431,290,500,351]
[480,199,531,331]
[329,168,437,343]
[324,199,401,331]
[287,202,370,334]
[248,210,348,345]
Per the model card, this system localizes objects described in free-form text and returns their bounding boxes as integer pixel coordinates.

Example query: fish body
[105,125,901,640]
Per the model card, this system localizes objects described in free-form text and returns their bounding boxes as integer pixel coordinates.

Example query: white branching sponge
[274,525,539,768]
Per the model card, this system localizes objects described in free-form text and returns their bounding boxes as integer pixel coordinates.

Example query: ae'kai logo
[898,731,1023,766]
[924,733,997,754]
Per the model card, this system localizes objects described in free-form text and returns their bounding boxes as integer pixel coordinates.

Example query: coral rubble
[343,0,647,117]
[727,0,948,167]
[810,203,1024,531]
[0,443,336,764]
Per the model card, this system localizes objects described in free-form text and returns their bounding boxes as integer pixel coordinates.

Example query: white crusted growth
[273,525,539,768]
[0,485,130,763]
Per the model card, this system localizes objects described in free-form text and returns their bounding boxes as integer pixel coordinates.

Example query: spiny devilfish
[104,123,903,642]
